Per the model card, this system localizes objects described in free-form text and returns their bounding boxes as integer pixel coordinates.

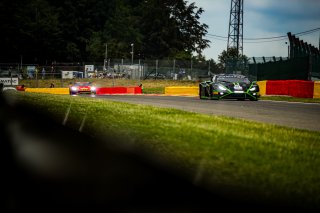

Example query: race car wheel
[199,85,205,99]
[208,85,213,99]
[199,84,213,99]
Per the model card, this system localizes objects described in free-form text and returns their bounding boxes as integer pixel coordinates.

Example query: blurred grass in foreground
[11,92,320,209]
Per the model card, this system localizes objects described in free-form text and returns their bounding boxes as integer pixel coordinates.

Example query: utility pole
[104,43,108,71]
[131,43,134,65]
[105,43,108,60]
[227,0,244,56]
[20,55,23,72]
[318,31,320,50]
[227,0,244,73]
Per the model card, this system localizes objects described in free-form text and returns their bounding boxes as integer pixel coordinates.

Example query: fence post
[36,67,39,88]
[60,71,64,87]
[156,59,158,77]
[308,55,312,81]
[173,59,176,77]
[121,58,124,72]
[138,59,141,86]
[10,69,12,86]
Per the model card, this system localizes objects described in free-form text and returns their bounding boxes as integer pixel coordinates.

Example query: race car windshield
[216,76,250,84]
[74,82,91,86]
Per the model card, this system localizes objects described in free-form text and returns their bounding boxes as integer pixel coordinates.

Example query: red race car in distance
[69,82,96,95]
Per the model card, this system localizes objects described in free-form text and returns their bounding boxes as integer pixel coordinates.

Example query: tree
[173,2,210,57]
[218,47,249,71]
[0,0,210,63]
[218,48,241,65]
[0,0,63,63]
[102,0,143,59]
[138,0,210,59]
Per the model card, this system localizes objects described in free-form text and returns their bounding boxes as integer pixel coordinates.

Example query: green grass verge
[260,96,320,103]
[10,92,320,208]
[19,79,199,89]
[142,87,165,94]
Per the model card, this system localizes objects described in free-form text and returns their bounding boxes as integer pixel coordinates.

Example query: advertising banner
[0,78,19,86]
[85,65,94,78]
[27,66,36,78]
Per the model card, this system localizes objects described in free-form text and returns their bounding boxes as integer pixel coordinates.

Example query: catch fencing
[1,55,319,85]
[226,56,320,81]
[0,59,215,82]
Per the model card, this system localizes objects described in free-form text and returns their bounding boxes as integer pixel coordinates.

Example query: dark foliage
[0,0,210,64]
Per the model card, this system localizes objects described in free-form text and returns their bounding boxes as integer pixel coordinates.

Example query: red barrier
[134,87,142,94]
[96,87,142,95]
[126,86,142,94]
[265,80,315,98]
[16,85,25,91]
[288,80,314,98]
[266,81,289,95]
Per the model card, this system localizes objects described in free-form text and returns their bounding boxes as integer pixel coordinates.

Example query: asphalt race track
[96,95,320,132]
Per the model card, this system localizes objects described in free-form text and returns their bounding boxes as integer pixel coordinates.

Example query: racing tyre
[199,85,205,99]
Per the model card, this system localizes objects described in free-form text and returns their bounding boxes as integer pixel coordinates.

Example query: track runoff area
[94,95,320,132]
[21,80,320,132]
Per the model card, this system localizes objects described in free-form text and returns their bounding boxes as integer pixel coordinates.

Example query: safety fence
[248,56,319,81]
[0,59,215,82]
[2,55,319,84]
[226,56,320,81]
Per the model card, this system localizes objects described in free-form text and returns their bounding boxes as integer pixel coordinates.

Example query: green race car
[199,74,260,101]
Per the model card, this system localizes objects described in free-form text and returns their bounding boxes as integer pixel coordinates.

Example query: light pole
[285,42,290,59]
[131,43,134,65]
[104,43,108,71]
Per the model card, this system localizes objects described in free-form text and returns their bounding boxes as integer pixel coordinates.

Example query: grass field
[10,91,320,209]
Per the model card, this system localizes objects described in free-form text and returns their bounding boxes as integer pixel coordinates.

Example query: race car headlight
[71,86,78,91]
[91,86,96,91]
[218,85,227,91]
[249,86,257,91]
